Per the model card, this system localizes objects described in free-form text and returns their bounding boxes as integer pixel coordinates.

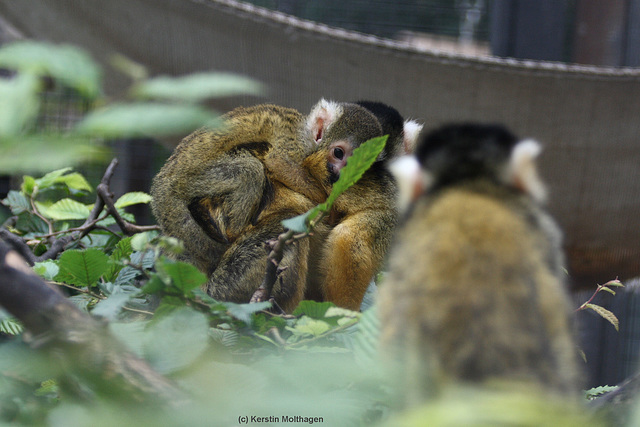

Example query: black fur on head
[355,101,405,158]
[416,123,519,188]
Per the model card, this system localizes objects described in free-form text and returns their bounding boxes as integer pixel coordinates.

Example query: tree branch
[0,239,186,404]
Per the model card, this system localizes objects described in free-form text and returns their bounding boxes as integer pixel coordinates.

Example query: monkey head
[391,123,547,213]
[304,99,422,185]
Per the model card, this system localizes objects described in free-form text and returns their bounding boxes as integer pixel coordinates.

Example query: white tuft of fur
[506,139,547,203]
[402,120,423,154]
[389,155,431,214]
[306,98,343,144]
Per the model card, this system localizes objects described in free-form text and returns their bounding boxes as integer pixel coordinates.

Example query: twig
[1,158,158,263]
[575,278,623,312]
[95,160,159,236]
[0,228,36,265]
[250,210,328,310]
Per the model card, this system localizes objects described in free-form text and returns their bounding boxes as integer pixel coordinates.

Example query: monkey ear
[402,120,423,154]
[506,139,547,203]
[306,99,344,144]
[389,155,431,214]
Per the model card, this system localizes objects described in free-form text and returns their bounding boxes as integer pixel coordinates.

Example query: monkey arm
[204,188,315,313]
[319,208,395,311]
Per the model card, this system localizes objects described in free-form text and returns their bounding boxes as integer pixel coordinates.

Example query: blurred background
[0,0,639,389]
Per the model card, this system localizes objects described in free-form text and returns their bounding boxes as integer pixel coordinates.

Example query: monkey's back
[379,181,579,395]
[150,105,309,273]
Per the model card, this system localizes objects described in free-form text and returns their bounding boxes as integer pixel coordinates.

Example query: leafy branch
[576,278,624,331]
[1,159,158,265]
[249,135,388,310]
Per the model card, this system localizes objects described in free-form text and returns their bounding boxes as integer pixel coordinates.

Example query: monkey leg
[320,210,393,311]
[187,152,271,244]
[204,210,311,313]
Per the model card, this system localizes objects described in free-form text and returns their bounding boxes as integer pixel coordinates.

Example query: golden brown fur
[378,124,580,403]
[152,100,421,312]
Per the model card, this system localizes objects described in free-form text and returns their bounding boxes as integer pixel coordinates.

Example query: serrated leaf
[208,327,240,347]
[326,135,387,207]
[55,248,109,287]
[161,261,207,293]
[105,237,133,282]
[42,198,91,220]
[307,135,387,224]
[75,102,221,138]
[586,303,620,331]
[33,260,60,280]
[114,191,152,208]
[0,318,24,336]
[2,190,30,214]
[131,72,265,102]
[0,41,101,98]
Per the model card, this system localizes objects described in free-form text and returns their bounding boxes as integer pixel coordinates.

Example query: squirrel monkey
[378,123,580,403]
[301,100,422,309]
[151,100,421,312]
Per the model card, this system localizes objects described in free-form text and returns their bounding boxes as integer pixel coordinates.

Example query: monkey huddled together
[151,100,422,312]
[151,100,580,400]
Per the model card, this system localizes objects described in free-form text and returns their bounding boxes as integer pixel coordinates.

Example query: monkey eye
[333,147,345,160]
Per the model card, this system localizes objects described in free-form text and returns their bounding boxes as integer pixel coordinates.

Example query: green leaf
[586,303,620,331]
[286,316,331,337]
[208,327,240,348]
[91,292,132,321]
[600,287,616,296]
[2,190,30,214]
[144,308,209,374]
[130,231,157,251]
[55,248,110,287]
[584,385,618,400]
[0,72,40,138]
[603,279,624,288]
[131,72,265,102]
[114,191,153,208]
[0,41,101,99]
[223,301,272,325]
[35,167,73,189]
[306,135,387,224]
[104,237,133,282]
[0,317,24,336]
[326,135,387,208]
[75,102,221,138]
[0,136,106,174]
[21,176,36,196]
[161,261,207,293]
[54,172,92,193]
[42,198,91,220]
[282,211,312,233]
[33,260,60,281]
[292,301,336,318]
